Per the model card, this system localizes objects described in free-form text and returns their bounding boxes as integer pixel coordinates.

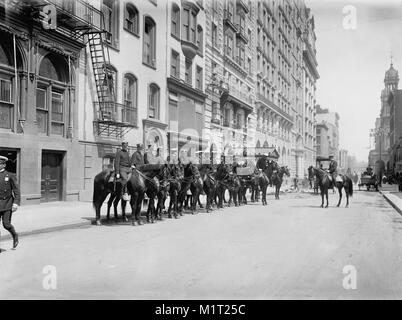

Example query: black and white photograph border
[1,0,402,301]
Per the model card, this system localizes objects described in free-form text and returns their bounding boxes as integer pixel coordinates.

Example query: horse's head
[283,166,290,177]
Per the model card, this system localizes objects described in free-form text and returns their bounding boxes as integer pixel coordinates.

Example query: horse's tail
[347,177,353,197]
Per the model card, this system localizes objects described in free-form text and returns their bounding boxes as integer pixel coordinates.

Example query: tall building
[315,122,329,158]
[204,0,255,165]
[369,62,398,170]
[316,105,339,161]
[166,0,207,164]
[204,0,319,174]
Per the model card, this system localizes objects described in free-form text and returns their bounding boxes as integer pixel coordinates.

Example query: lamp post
[370,127,388,162]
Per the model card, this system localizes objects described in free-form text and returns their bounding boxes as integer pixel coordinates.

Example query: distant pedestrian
[0,156,20,251]
[293,175,299,192]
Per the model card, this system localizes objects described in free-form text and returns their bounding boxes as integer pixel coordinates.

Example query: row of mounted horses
[92,156,290,226]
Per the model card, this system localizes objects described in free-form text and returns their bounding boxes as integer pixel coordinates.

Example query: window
[182,9,190,41]
[170,50,180,78]
[171,4,180,38]
[182,8,197,43]
[226,34,233,57]
[51,91,64,135]
[0,78,13,129]
[196,66,203,91]
[102,0,119,47]
[197,25,203,55]
[191,11,196,43]
[36,54,69,136]
[212,23,217,46]
[124,4,139,35]
[247,57,252,75]
[0,79,12,103]
[143,17,156,68]
[148,83,160,119]
[212,102,220,122]
[123,74,138,125]
[36,88,48,134]
[102,156,114,171]
[185,59,192,85]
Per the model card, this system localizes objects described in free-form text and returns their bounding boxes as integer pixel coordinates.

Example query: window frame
[143,16,157,69]
[124,3,139,36]
[171,3,180,39]
[148,83,160,120]
[123,73,138,126]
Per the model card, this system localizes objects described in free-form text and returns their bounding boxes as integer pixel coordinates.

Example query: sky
[306,0,402,162]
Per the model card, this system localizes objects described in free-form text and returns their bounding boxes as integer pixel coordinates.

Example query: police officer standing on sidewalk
[0,156,20,251]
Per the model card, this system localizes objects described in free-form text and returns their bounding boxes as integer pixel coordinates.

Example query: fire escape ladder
[87,21,116,121]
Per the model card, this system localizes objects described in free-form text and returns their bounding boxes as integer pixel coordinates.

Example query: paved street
[1,190,402,299]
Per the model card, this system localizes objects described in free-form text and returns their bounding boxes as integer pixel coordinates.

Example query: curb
[379,191,402,215]
[0,220,92,241]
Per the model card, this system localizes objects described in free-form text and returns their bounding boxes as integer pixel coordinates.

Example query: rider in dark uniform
[115,142,132,198]
[328,155,338,185]
[131,144,144,167]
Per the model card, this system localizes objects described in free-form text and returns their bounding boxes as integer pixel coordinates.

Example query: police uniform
[115,145,132,194]
[328,158,338,182]
[0,156,20,250]
[131,145,144,166]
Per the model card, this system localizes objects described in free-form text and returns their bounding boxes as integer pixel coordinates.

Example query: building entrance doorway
[41,151,64,202]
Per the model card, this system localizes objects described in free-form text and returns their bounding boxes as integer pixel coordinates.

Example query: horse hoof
[96,220,102,226]
[124,217,128,222]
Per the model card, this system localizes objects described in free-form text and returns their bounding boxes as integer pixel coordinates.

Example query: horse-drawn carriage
[358,169,378,191]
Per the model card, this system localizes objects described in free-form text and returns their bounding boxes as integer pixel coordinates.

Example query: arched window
[124,3,139,35]
[123,73,137,126]
[0,38,15,130]
[143,16,156,68]
[148,83,160,119]
[171,3,180,38]
[36,54,69,136]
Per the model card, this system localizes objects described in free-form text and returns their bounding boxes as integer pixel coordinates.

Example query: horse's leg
[320,187,324,208]
[130,192,138,226]
[136,193,144,225]
[346,185,350,208]
[95,192,109,225]
[325,189,329,208]
[107,193,114,220]
[337,184,342,207]
[113,195,120,220]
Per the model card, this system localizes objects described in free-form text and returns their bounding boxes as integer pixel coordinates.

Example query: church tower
[378,61,399,165]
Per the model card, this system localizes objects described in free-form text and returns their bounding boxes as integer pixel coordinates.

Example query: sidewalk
[379,184,402,215]
[0,201,94,241]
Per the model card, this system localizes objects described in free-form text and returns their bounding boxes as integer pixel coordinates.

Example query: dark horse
[256,156,276,205]
[93,168,146,226]
[178,163,202,214]
[215,163,230,208]
[167,163,183,219]
[199,164,217,213]
[309,167,353,208]
[271,166,290,199]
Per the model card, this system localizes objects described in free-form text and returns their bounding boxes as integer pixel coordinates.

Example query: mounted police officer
[115,142,133,200]
[328,155,338,185]
[131,144,144,167]
[0,156,20,250]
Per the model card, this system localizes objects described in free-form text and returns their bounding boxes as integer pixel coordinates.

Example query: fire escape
[26,0,136,139]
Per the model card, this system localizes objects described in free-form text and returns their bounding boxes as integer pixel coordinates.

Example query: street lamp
[370,127,388,162]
